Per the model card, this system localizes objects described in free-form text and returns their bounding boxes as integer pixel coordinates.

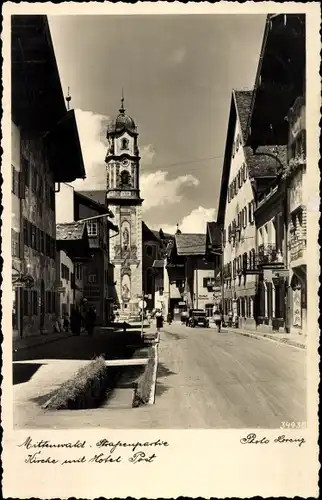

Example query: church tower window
[121,138,129,150]
[121,170,131,188]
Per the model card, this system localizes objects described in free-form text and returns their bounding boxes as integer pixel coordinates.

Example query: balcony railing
[257,244,284,266]
[290,238,306,261]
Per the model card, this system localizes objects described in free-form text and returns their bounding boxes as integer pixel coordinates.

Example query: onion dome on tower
[107,93,138,136]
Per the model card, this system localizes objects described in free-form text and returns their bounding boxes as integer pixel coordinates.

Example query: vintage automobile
[187,309,209,328]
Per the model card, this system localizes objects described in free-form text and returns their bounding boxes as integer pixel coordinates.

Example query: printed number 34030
[280,421,306,429]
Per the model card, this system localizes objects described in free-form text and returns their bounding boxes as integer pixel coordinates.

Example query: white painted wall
[223,117,256,288]
[58,250,74,318]
[55,183,74,224]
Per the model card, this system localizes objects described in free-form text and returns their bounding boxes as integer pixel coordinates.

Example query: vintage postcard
[1,1,320,498]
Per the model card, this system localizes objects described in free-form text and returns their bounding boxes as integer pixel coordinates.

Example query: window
[243,207,247,227]
[75,263,83,280]
[31,224,36,249]
[88,274,97,283]
[121,138,129,150]
[87,221,98,237]
[11,229,20,258]
[248,201,254,224]
[61,264,70,281]
[145,245,154,258]
[120,170,130,188]
[12,166,18,196]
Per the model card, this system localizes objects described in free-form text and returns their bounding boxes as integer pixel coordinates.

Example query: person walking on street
[70,306,82,336]
[155,309,163,332]
[85,306,97,336]
[213,308,222,333]
[63,312,70,332]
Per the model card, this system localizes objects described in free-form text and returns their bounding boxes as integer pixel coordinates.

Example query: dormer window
[121,138,129,150]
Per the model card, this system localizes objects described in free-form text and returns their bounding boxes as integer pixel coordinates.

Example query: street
[151,323,306,428]
[13,323,306,429]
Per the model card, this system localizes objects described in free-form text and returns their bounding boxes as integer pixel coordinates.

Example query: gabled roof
[56,222,91,260]
[206,222,221,248]
[233,90,253,142]
[217,90,253,225]
[175,233,206,256]
[77,190,107,208]
[56,222,86,241]
[75,190,113,216]
[142,222,160,242]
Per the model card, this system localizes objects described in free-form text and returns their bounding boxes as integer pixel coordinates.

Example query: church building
[105,97,144,316]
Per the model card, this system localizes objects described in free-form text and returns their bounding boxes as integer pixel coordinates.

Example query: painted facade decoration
[105,98,143,317]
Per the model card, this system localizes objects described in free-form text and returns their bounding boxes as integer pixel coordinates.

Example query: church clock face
[122,159,130,167]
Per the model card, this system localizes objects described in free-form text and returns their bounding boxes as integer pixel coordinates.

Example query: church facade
[105,98,144,316]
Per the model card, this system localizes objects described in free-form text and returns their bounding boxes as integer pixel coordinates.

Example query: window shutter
[18,171,25,199]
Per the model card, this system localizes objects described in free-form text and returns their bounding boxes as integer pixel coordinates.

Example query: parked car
[187,309,209,328]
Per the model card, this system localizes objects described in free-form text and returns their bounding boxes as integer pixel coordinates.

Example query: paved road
[149,323,307,428]
[13,323,306,429]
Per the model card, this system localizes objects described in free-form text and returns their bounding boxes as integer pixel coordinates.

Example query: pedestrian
[228,310,233,328]
[70,306,82,336]
[155,309,163,332]
[63,312,70,332]
[85,306,97,336]
[213,308,222,333]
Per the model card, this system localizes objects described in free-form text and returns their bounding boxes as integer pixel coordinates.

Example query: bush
[43,356,108,410]
[132,354,156,407]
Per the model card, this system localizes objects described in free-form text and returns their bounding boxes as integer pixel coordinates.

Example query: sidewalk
[222,325,307,349]
[13,331,74,352]
[12,322,145,353]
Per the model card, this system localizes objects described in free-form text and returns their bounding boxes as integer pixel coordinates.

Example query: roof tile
[175,233,206,256]
[56,222,86,241]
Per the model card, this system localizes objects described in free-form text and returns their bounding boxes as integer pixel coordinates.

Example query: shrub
[132,354,156,407]
[43,356,108,410]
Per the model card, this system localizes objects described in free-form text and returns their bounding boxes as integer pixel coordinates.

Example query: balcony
[290,238,306,262]
[257,244,284,267]
[283,154,306,178]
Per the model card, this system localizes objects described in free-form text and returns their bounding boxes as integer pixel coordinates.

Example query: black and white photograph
[2,2,320,498]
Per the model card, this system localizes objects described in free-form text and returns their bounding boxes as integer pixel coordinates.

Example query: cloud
[158,206,217,235]
[71,109,110,190]
[141,171,199,210]
[168,48,186,65]
[141,144,155,165]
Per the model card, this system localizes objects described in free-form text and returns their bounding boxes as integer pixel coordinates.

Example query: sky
[49,14,266,234]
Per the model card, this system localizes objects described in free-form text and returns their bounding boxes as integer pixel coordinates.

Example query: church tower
[105,95,143,316]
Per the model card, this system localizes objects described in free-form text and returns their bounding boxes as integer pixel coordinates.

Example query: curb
[148,343,159,405]
[230,329,306,350]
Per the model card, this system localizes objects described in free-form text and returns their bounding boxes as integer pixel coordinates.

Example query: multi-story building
[11,15,85,338]
[285,96,307,334]
[56,184,118,325]
[160,230,215,319]
[56,221,90,319]
[217,90,258,329]
[245,13,305,334]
